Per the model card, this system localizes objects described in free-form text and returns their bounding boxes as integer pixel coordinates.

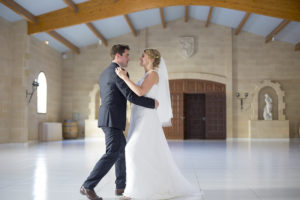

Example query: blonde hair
[144,49,161,69]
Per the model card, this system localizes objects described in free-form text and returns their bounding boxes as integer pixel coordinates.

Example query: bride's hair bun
[144,49,161,69]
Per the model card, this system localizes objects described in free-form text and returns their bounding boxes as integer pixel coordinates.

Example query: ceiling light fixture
[44,40,49,45]
[62,53,67,59]
[272,36,275,41]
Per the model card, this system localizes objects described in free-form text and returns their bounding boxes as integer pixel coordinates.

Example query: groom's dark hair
[110,44,130,60]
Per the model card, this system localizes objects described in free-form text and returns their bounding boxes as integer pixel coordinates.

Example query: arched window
[37,72,47,113]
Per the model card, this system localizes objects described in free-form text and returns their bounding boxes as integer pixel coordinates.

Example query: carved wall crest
[179,37,194,58]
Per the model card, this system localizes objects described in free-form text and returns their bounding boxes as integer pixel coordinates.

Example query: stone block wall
[61,19,234,138]
[0,17,12,143]
[62,19,300,138]
[1,16,299,142]
[233,31,300,137]
[0,17,62,143]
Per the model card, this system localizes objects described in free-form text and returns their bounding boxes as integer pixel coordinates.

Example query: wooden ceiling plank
[160,7,166,28]
[86,23,108,46]
[235,12,251,35]
[123,14,137,37]
[265,20,291,43]
[185,5,189,22]
[63,0,78,13]
[27,0,300,34]
[295,42,300,51]
[47,31,80,54]
[205,6,213,27]
[0,0,38,24]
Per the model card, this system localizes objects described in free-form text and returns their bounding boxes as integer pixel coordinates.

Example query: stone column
[225,28,233,138]
[10,21,29,142]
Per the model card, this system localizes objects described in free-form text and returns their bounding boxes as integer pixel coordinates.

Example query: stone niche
[248,80,289,138]
[85,84,131,138]
[85,84,104,138]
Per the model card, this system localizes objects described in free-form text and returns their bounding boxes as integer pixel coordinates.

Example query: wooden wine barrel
[63,120,78,139]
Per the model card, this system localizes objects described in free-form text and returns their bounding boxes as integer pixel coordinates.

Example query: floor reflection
[33,155,47,200]
[0,138,299,200]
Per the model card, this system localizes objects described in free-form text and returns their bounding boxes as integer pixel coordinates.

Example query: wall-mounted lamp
[26,79,39,103]
[236,92,248,110]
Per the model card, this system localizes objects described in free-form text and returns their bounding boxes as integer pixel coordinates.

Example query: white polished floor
[0,138,300,200]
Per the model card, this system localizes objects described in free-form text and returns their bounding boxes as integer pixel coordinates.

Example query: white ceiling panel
[128,8,161,30]
[211,7,246,28]
[1,2,299,53]
[33,32,69,52]
[0,3,22,22]
[242,14,283,37]
[189,6,210,21]
[164,6,185,22]
[15,0,88,16]
[55,24,98,47]
[92,16,131,39]
[276,22,300,44]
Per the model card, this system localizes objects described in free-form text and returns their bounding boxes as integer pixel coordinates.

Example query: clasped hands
[115,67,127,80]
[115,67,159,109]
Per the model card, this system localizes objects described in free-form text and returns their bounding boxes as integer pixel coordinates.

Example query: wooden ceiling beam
[0,0,38,24]
[160,7,166,28]
[235,12,251,35]
[47,31,80,54]
[27,0,300,34]
[265,20,290,43]
[205,7,213,27]
[63,1,108,48]
[185,6,189,22]
[86,23,108,46]
[295,43,300,51]
[63,0,78,13]
[123,14,136,37]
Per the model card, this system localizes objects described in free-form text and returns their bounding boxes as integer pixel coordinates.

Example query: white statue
[263,94,272,120]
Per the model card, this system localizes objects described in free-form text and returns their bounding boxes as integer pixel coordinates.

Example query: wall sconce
[26,79,39,103]
[236,92,248,110]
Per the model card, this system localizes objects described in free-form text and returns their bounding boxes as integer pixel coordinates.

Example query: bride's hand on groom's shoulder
[115,67,127,80]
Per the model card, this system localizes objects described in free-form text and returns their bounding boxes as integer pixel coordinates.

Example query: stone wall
[0,17,12,143]
[27,36,62,140]
[233,31,300,138]
[62,19,300,138]
[0,17,62,143]
[1,16,299,142]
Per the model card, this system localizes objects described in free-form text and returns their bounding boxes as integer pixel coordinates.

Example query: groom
[80,44,158,200]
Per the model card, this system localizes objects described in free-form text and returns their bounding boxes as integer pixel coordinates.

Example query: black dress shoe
[80,186,102,200]
[115,188,125,196]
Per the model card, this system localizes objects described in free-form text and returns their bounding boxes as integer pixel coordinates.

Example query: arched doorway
[163,79,226,140]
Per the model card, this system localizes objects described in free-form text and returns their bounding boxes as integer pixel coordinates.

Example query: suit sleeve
[115,74,155,109]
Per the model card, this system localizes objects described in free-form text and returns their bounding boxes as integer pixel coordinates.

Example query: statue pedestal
[248,120,289,138]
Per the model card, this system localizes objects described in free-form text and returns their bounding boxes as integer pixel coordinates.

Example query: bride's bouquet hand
[115,67,128,80]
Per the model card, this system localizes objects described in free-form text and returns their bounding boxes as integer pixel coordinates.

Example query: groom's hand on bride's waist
[155,99,159,109]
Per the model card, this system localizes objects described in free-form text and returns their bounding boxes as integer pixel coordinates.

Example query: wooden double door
[163,79,226,140]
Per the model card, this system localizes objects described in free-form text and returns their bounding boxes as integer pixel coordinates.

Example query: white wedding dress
[123,71,204,199]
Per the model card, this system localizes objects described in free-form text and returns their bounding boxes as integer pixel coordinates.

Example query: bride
[115,49,204,199]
